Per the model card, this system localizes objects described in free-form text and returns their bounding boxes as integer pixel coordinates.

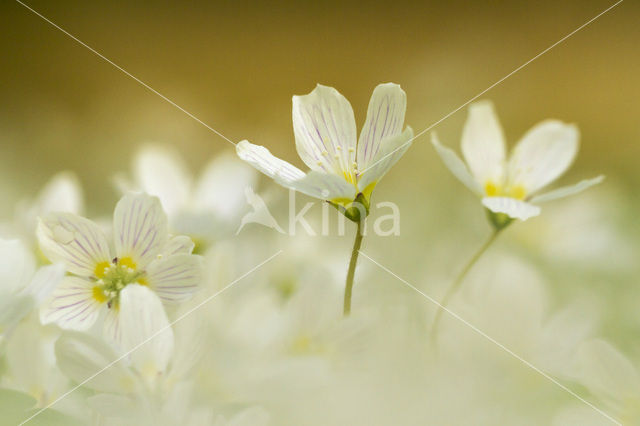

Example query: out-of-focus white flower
[0,172,83,248]
[439,254,596,376]
[432,101,603,221]
[54,285,173,391]
[2,314,69,407]
[431,253,613,424]
[569,339,640,423]
[37,193,202,338]
[511,189,636,271]
[116,146,256,246]
[0,238,64,343]
[237,83,413,208]
[55,285,222,426]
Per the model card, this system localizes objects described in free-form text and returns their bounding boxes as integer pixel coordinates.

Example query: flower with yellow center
[37,193,202,339]
[431,101,603,224]
[236,83,414,218]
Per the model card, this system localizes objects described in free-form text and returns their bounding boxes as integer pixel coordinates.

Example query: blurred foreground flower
[570,339,640,423]
[431,101,603,224]
[0,239,64,344]
[54,284,229,426]
[37,193,202,339]
[0,172,83,250]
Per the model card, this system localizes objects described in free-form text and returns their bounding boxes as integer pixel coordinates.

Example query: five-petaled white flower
[237,83,413,210]
[432,101,603,222]
[37,193,202,339]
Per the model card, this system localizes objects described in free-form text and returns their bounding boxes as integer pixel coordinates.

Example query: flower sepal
[330,192,370,223]
[485,208,514,231]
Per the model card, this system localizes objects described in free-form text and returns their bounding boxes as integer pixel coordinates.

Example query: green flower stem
[431,228,501,340]
[343,216,364,316]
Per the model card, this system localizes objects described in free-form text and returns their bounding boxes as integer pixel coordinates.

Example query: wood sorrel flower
[432,101,603,225]
[236,83,413,218]
[37,193,202,339]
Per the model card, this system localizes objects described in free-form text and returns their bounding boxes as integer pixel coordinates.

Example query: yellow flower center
[92,285,109,303]
[342,170,358,186]
[508,184,527,200]
[91,257,147,306]
[118,256,137,269]
[484,181,527,200]
[93,261,110,279]
[484,181,501,197]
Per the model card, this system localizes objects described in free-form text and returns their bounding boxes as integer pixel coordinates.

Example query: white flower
[55,285,174,393]
[2,314,69,407]
[432,101,603,221]
[116,146,256,245]
[37,193,202,338]
[570,339,640,422]
[438,254,596,377]
[0,172,83,247]
[237,83,413,208]
[0,238,64,342]
[55,285,217,426]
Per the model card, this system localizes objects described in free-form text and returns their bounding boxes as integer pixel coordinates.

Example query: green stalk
[431,228,501,340]
[343,217,364,316]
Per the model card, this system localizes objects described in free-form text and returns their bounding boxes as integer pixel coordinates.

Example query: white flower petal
[119,284,174,376]
[356,127,414,193]
[236,140,306,184]
[55,331,136,393]
[40,276,103,330]
[482,196,541,221]
[357,83,407,170]
[103,306,121,343]
[0,239,35,294]
[5,318,56,398]
[508,120,579,195]
[146,254,202,303]
[574,339,640,408]
[113,193,169,269]
[289,171,357,201]
[162,235,195,257]
[529,175,604,204]
[22,263,66,306]
[431,132,481,194]
[35,171,84,216]
[37,213,111,277]
[133,146,192,216]
[236,140,356,201]
[461,101,506,187]
[194,152,258,220]
[292,84,357,174]
[0,295,33,336]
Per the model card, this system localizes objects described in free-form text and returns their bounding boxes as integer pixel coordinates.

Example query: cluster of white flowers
[0,83,636,426]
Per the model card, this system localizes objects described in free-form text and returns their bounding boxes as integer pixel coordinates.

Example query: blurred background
[1,0,639,372]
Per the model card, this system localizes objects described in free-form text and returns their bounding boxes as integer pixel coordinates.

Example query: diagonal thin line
[359,0,624,176]
[18,250,283,426]
[15,0,236,146]
[358,250,622,426]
